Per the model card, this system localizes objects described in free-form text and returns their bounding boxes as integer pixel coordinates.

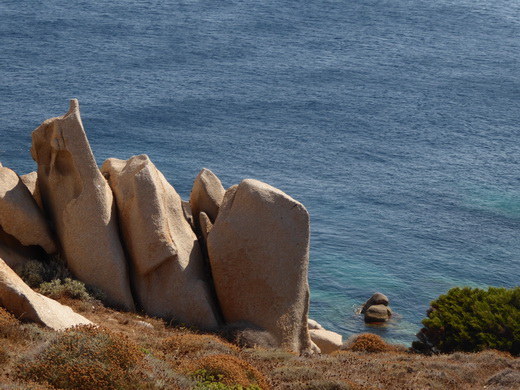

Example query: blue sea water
[1,0,519,345]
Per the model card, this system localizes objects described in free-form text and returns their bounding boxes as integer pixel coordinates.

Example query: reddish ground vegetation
[0,297,518,389]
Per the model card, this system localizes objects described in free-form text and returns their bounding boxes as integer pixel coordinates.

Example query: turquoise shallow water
[1,0,520,345]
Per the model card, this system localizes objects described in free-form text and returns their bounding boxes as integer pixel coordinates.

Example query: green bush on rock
[413,286,520,355]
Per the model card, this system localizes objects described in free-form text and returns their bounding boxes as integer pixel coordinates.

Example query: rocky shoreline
[0,100,344,354]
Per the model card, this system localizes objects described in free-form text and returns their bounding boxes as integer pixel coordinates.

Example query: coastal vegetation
[413,286,520,356]
[1,271,519,389]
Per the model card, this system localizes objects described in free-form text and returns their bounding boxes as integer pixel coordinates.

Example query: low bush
[413,286,520,355]
[270,366,322,382]
[278,380,355,390]
[37,278,91,301]
[341,333,394,353]
[16,256,71,289]
[185,354,270,389]
[19,324,145,389]
[162,333,239,357]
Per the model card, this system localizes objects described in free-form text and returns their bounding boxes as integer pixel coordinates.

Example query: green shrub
[413,286,520,355]
[38,278,92,301]
[16,256,71,289]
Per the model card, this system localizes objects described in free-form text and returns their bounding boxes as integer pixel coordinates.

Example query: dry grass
[1,297,519,390]
[162,333,239,358]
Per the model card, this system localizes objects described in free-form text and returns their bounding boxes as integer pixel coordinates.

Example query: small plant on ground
[413,286,520,355]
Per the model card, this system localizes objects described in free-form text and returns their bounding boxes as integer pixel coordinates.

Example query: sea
[1,0,519,346]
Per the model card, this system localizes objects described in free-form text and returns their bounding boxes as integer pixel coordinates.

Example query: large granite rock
[190,168,225,230]
[0,166,57,255]
[31,99,134,311]
[207,179,313,353]
[309,328,343,354]
[101,155,219,330]
[0,258,92,330]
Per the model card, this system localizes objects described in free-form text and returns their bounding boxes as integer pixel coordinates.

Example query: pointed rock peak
[190,168,226,227]
[31,100,134,311]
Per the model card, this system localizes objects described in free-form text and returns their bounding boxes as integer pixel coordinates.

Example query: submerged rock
[365,304,392,323]
[361,292,389,314]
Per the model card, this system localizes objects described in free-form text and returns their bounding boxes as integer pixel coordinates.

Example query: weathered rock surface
[0,238,34,271]
[0,257,92,330]
[0,167,57,254]
[361,292,389,314]
[31,99,134,311]
[364,304,392,323]
[190,168,225,230]
[20,171,43,210]
[207,179,313,353]
[199,211,213,243]
[310,328,343,354]
[101,155,219,330]
[308,318,325,331]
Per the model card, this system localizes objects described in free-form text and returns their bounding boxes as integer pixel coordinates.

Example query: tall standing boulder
[0,167,57,257]
[207,179,313,353]
[31,99,134,311]
[101,155,219,330]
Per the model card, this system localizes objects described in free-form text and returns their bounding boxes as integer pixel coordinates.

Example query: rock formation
[309,328,343,354]
[308,318,325,331]
[0,239,35,271]
[361,292,389,313]
[0,166,57,256]
[362,293,392,323]
[20,171,44,211]
[31,99,134,311]
[365,304,392,322]
[190,168,225,232]
[0,258,92,330]
[207,179,313,353]
[101,155,219,330]
[199,211,213,243]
